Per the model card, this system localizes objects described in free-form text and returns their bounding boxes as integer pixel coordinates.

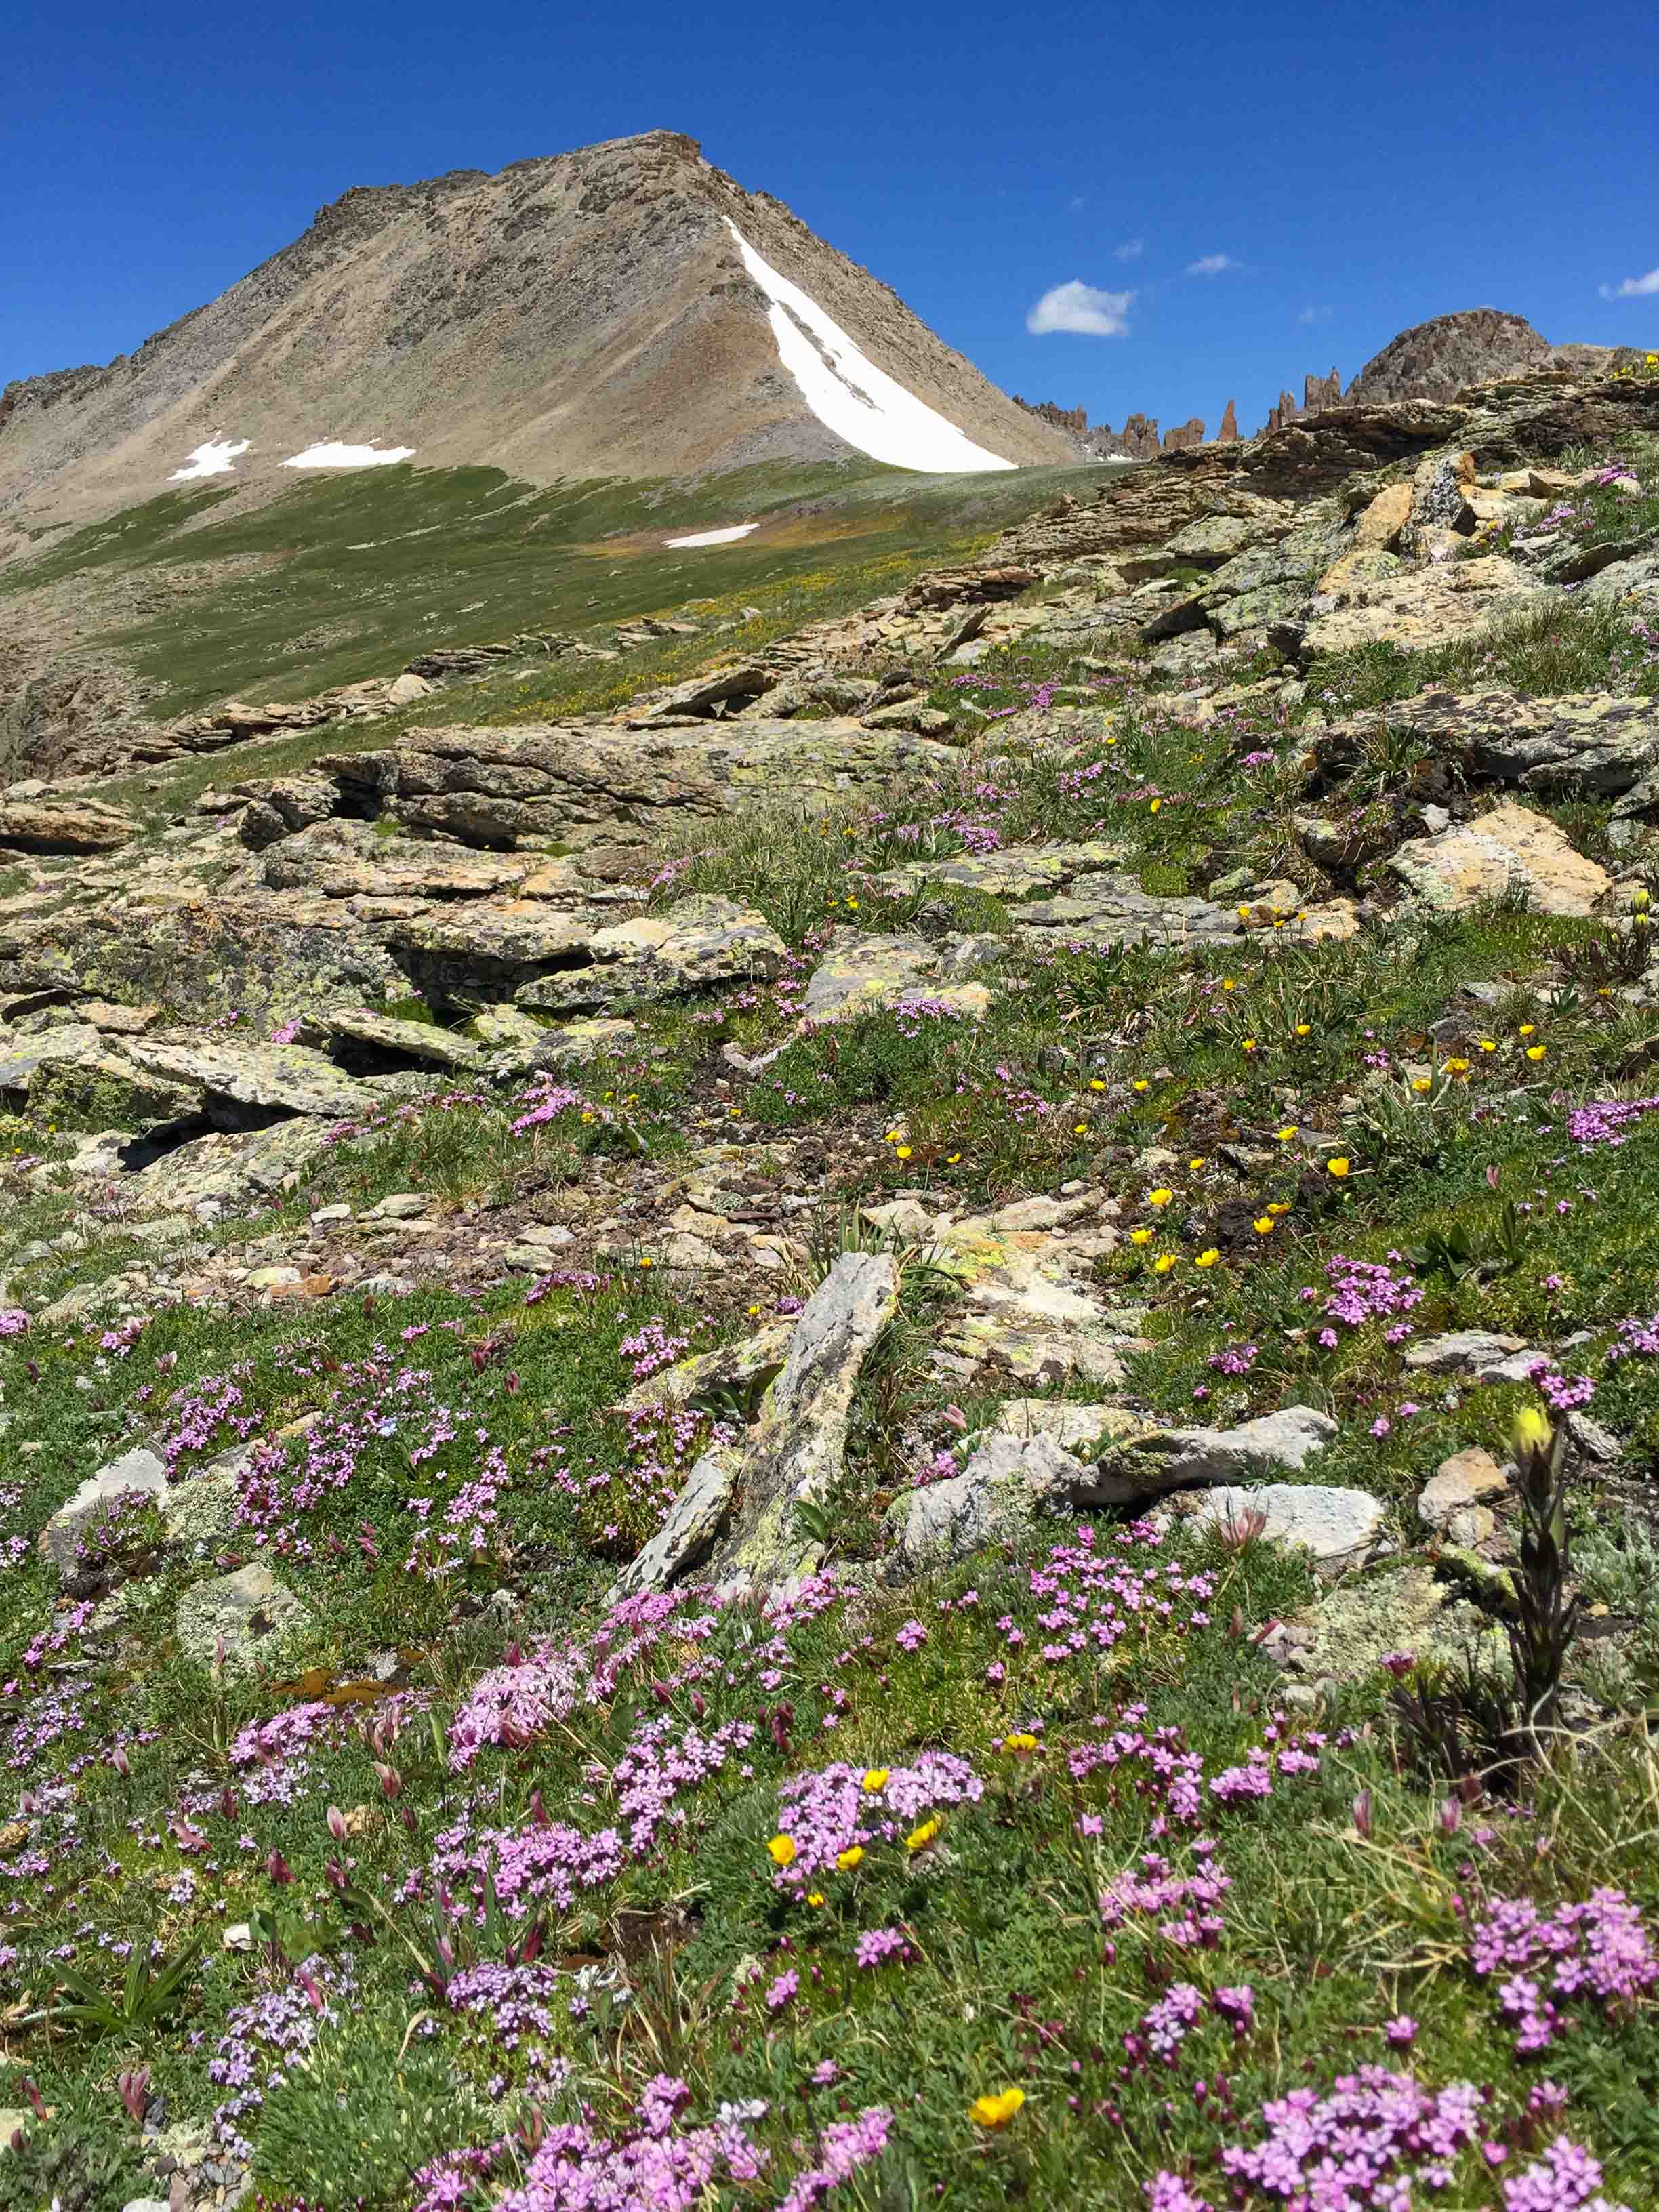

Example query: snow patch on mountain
[665,522,760,547]
[171,437,250,481]
[725,223,1016,476]
[281,441,416,470]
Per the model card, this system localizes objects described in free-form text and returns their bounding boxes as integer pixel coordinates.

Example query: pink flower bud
[1352,1788,1373,1840]
[326,1805,347,1842]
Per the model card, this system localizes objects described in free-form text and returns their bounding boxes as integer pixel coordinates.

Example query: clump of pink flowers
[1468,1886,1658,2053]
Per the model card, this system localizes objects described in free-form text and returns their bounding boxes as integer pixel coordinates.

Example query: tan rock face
[1387,800,1612,916]
[1353,482,1414,551]
[1303,554,1541,655]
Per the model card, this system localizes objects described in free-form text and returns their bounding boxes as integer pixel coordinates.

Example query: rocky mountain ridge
[1015,306,1640,457]
[0,131,1074,537]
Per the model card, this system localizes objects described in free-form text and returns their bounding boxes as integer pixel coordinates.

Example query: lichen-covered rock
[711,1251,899,1590]
[39,1447,166,1574]
[175,1563,313,1675]
[1386,800,1612,917]
[123,1038,380,1120]
[800,933,989,1024]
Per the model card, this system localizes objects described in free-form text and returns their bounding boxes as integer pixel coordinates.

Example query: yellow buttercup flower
[836,1845,865,1870]
[1294,1022,1311,1036]
[861,1769,889,1793]
[807,1892,826,1907]
[972,2089,1026,2129]
[1267,1202,1292,1216]
[1188,1156,1205,1169]
[1519,1023,1536,1037]
[1412,1078,1432,1094]
[1090,1079,1107,1091]
[1253,1216,1275,1235]
[1242,1038,1257,1052]
[1073,1122,1090,1136]
[1195,1248,1220,1267]
[1130,1227,1154,1245]
[1132,1079,1150,1092]
[1526,1044,1547,1061]
[768,1834,797,1867]
[1004,1732,1038,1755]
[1477,1039,1496,1052]
[895,1145,913,1160]
[1148,1187,1174,1207]
[1221,979,1235,991]
[906,1816,941,1852]
[1275,1124,1297,1141]
[1326,1157,1351,1178]
[1153,1253,1179,1273]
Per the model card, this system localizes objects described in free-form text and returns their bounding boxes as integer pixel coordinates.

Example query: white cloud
[1297,305,1332,325]
[1026,279,1134,337]
[1600,268,1659,300]
[1186,253,1238,278]
[1115,237,1144,261]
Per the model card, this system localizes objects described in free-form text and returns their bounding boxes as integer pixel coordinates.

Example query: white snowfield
[170,436,250,481]
[664,521,761,548]
[726,222,1015,475]
[281,441,415,469]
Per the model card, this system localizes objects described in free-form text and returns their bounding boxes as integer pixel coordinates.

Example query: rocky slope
[4,357,1659,2212]
[0,131,1074,533]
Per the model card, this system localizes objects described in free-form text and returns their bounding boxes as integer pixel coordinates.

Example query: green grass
[13,456,1120,730]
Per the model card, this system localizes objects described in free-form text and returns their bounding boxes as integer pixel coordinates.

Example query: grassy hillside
[4,457,1118,721]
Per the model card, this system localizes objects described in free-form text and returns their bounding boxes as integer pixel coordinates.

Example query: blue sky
[6,0,1656,442]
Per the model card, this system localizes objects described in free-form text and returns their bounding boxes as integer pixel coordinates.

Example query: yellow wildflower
[1526,1044,1547,1061]
[861,1769,889,1793]
[1195,1248,1220,1267]
[1443,1057,1470,1076]
[1132,1078,1150,1092]
[1294,1022,1311,1036]
[1153,1253,1179,1273]
[895,1145,913,1160]
[1326,1157,1351,1179]
[905,1816,941,1852]
[971,2089,1027,2128]
[1519,1023,1536,1037]
[768,1835,797,1868]
[836,1845,865,1870]
[1275,1124,1297,1141]
[1148,1187,1174,1206]
[1004,1732,1038,1755]
[1412,1078,1432,1094]
[1090,1079,1107,1091]
[1514,1407,1552,1456]
[1253,1216,1275,1235]
[807,1892,826,1907]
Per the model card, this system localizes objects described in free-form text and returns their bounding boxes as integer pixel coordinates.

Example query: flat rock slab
[0,1023,105,1096]
[1014,872,1244,948]
[1387,800,1612,918]
[1302,556,1541,657]
[0,799,138,853]
[175,1563,312,1675]
[518,895,787,1015]
[1404,1330,1532,1376]
[321,1007,483,1069]
[125,1038,378,1120]
[1176,1481,1385,1565]
[1085,1406,1339,1504]
[1336,688,1659,798]
[869,841,1128,901]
